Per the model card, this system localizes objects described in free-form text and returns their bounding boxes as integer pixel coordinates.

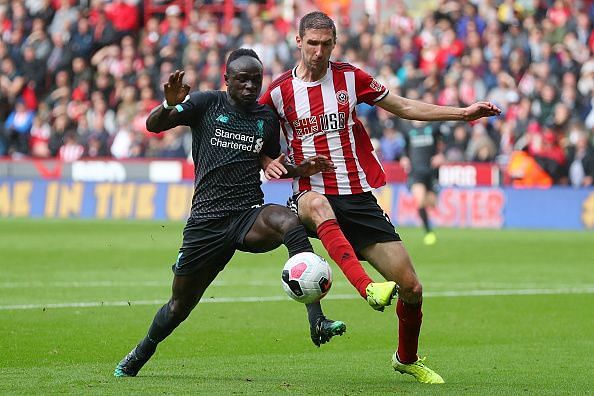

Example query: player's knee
[399,281,423,304]
[304,194,333,223]
[278,210,301,231]
[168,299,193,323]
[266,206,300,235]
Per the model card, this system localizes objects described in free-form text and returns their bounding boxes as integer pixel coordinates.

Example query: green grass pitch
[1,219,593,395]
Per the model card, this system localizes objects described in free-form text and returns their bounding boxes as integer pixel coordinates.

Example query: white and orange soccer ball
[281,252,332,304]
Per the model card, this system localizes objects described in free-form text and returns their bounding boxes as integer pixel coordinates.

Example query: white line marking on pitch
[2,280,593,289]
[1,287,594,311]
[0,280,277,288]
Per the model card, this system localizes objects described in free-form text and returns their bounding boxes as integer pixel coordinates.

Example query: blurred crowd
[0,0,593,187]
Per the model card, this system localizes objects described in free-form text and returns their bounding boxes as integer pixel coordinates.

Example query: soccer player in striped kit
[260,11,501,384]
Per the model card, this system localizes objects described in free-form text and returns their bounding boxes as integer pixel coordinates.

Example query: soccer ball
[281,252,332,304]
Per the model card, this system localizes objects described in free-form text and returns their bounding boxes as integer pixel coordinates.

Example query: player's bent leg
[360,241,422,304]
[425,191,437,209]
[360,241,444,382]
[410,183,426,210]
[243,205,295,252]
[114,269,219,377]
[294,191,336,231]
[297,192,374,299]
[422,191,437,246]
[244,204,347,347]
[412,183,434,243]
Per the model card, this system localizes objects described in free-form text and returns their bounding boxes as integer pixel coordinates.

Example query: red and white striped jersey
[259,61,389,195]
[58,143,85,162]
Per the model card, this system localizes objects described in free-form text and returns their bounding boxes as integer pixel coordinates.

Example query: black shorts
[408,169,439,193]
[288,191,401,255]
[172,205,271,275]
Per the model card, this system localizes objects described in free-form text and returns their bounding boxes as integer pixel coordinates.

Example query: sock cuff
[283,224,308,242]
[316,218,339,236]
[283,224,314,256]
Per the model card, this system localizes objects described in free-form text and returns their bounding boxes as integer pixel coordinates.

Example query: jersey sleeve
[354,67,389,105]
[174,91,216,127]
[261,110,281,159]
[258,88,273,107]
[258,88,281,120]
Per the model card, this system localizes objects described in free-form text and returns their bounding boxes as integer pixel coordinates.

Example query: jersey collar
[292,62,331,86]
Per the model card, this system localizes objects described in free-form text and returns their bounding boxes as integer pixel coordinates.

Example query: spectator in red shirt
[58,132,84,162]
[547,0,571,27]
[105,0,139,39]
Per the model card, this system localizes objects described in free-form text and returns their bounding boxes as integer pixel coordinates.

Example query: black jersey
[175,91,280,219]
[401,121,441,172]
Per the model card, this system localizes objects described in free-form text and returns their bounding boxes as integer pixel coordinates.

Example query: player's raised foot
[310,316,346,347]
[366,281,398,311]
[423,232,437,246]
[391,353,444,384]
[114,345,154,377]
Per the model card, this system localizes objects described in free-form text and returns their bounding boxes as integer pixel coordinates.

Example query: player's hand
[264,153,289,180]
[431,153,445,168]
[462,101,502,121]
[400,156,411,173]
[164,70,191,106]
[297,155,336,177]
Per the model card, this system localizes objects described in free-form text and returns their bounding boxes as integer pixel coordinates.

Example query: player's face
[225,57,263,107]
[297,28,335,75]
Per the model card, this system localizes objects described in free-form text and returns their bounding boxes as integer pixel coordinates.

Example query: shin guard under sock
[283,225,324,327]
[283,225,314,257]
[305,301,325,328]
[137,302,181,357]
[396,299,423,364]
[316,219,372,298]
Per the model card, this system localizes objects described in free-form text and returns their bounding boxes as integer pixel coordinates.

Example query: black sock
[305,301,325,328]
[418,208,431,233]
[283,225,324,327]
[283,225,313,257]
[137,302,181,357]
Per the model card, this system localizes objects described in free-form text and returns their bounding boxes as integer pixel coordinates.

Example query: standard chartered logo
[253,138,263,153]
[211,128,263,153]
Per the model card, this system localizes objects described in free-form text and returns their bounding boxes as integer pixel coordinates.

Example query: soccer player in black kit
[114,49,345,377]
[399,120,444,245]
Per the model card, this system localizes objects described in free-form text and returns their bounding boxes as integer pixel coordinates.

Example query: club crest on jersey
[370,79,383,92]
[256,119,264,136]
[335,90,348,105]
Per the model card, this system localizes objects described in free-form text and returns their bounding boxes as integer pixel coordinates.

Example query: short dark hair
[226,48,262,70]
[299,11,336,41]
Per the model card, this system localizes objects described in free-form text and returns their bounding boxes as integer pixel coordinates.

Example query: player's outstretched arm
[262,153,335,180]
[146,70,191,133]
[377,93,501,122]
